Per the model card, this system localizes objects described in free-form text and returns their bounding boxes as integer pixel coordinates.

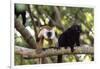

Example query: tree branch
[15,45,94,59]
[27,5,38,39]
[15,18,36,48]
[53,6,65,31]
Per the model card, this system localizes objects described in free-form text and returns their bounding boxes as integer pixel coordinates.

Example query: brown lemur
[37,26,58,49]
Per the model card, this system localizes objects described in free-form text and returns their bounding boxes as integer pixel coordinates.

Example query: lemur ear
[51,27,58,37]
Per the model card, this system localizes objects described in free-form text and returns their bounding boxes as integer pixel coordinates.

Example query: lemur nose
[47,32,52,38]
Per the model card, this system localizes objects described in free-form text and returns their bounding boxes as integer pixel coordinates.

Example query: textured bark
[15,45,94,59]
[15,18,36,48]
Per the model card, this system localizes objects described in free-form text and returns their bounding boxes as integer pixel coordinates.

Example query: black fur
[57,24,81,63]
[15,5,26,26]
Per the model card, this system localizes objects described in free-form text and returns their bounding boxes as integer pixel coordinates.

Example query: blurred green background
[15,4,94,65]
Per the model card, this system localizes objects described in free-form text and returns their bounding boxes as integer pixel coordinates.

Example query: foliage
[15,4,94,65]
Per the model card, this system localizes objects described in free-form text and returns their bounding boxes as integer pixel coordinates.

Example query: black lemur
[57,24,81,63]
[15,4,27,26]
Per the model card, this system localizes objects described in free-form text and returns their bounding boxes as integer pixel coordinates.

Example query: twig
[27,5,38,39]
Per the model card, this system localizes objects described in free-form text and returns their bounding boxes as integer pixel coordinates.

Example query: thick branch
[15,19,36,48]
[15,45,94,59]
[53,6,65,31]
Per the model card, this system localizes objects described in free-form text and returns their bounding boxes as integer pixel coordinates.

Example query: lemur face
[72,25,81,33]
[38,26,56,39]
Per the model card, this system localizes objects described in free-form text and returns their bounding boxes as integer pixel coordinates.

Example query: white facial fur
[49,29,55,39]
[38,28,56,39]
[38,28,48,39]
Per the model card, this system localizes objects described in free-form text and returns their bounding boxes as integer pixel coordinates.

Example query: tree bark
[15,45,94,59]
[15,18,36,48]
